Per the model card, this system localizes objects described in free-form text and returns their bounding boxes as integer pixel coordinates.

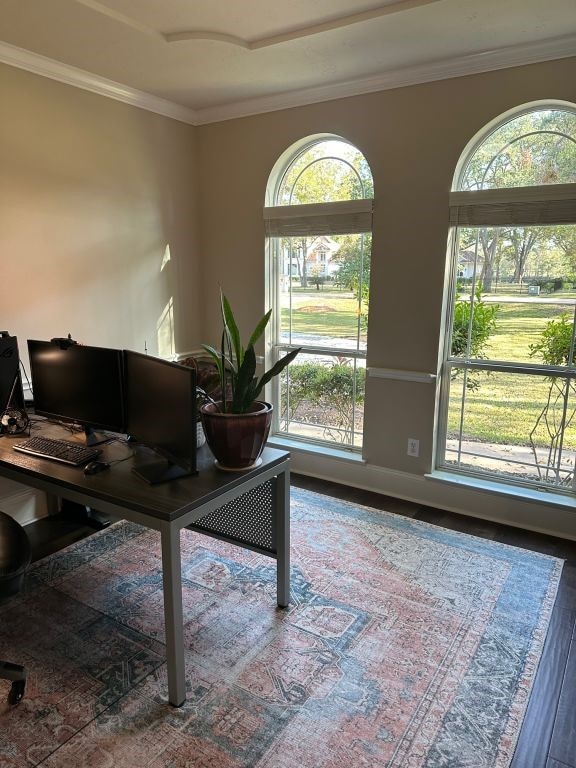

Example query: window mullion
[464,230,481,358]
[446,359,576,377]
[554,305,576,483]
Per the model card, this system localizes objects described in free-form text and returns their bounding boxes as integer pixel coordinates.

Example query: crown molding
[0,34,574,128]
[0,41,198,125]
[194,33,576,125]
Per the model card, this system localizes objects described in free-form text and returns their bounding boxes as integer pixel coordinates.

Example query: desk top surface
[0,419,290,523]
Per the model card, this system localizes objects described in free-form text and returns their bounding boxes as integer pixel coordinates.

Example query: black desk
[0,420,291,706]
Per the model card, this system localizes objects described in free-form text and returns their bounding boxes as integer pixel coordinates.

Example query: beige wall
[0,63,201,365]
[197,58,576,480]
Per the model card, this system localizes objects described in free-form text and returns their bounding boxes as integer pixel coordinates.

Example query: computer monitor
[27,339,125,445]
[124,350,197,484]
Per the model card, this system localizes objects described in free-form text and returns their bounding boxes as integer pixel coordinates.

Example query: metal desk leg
[160,523,186,706]
[275,467,291,608]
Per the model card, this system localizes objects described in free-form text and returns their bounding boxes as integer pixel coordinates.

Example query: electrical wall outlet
[407,438,420,457]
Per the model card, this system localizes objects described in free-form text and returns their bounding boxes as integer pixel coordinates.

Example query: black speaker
[0,332,25,412]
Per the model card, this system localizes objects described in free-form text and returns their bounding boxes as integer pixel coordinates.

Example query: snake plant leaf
[221,292,243,368]
[221,326,235,412]
[242,379,260,410]
[201,344,225,382]
[252,347,302,401]
[233,345,257,411]
[247,308,273,350]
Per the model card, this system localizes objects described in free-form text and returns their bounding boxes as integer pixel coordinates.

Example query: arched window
[264,135,374,450]
[437,103,576,493]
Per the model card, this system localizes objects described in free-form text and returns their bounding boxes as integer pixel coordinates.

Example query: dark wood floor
[25,475,576,768]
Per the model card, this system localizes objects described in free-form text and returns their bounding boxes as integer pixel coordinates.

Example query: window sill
[427,470,576,511]
[267,435,366,464]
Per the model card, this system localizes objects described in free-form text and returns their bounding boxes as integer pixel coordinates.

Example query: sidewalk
[446,438,574,484]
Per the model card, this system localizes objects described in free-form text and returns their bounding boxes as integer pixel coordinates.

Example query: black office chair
[0,509,31,705]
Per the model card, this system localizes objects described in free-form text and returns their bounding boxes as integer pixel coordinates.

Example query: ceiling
[0,0,575,124]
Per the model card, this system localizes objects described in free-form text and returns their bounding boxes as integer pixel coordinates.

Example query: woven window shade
[449,183,576,227]
[264,199,373,236]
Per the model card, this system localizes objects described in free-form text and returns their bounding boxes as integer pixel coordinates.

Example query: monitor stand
[132,460,193,485]
[84,426,113,446]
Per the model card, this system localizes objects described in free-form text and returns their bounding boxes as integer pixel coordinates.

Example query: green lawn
[450,299,576,447]
[281,292,365,340]
[446,372,576,448]
[484,302,570,362]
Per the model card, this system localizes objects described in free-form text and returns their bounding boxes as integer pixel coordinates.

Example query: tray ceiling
[0,0,574,124]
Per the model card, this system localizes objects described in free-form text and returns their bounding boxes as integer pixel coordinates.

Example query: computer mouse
[83,460,111,476]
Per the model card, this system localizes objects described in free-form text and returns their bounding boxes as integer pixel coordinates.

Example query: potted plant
[199,291,300,470]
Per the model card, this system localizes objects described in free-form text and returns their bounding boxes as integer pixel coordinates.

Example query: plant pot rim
[200,400,272,417]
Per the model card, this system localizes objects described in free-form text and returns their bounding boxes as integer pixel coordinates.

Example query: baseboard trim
[284,447,576,541]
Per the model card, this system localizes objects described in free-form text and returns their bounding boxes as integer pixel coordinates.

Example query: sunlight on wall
[157,243,175,357]
[161,243,171,271]
[157,296,175,358]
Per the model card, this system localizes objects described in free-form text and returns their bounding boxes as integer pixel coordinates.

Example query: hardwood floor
[25,475,576,768]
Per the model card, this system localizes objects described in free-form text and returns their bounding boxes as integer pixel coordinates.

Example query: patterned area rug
[0,488,562,768]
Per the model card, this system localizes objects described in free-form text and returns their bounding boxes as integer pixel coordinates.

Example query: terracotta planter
[200,401,273,470]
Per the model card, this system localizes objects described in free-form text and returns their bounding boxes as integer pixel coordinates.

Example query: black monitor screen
[124,350,197,484]
[28,340,125,442]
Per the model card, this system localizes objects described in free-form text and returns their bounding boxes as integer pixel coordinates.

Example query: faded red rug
[0,488,562,767]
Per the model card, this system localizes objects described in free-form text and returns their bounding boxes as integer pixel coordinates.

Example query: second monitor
[124,350,197,484]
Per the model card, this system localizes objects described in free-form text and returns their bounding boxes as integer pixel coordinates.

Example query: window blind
[449,183,576,227]
[264,199,373,236]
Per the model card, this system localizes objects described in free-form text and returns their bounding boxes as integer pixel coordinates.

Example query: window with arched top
[458,108,576,191]
[437,103,576,493]
[264,136,374,450]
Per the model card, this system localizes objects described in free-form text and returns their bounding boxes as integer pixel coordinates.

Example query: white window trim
[264,134,373,452]
[436,100,576,494]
